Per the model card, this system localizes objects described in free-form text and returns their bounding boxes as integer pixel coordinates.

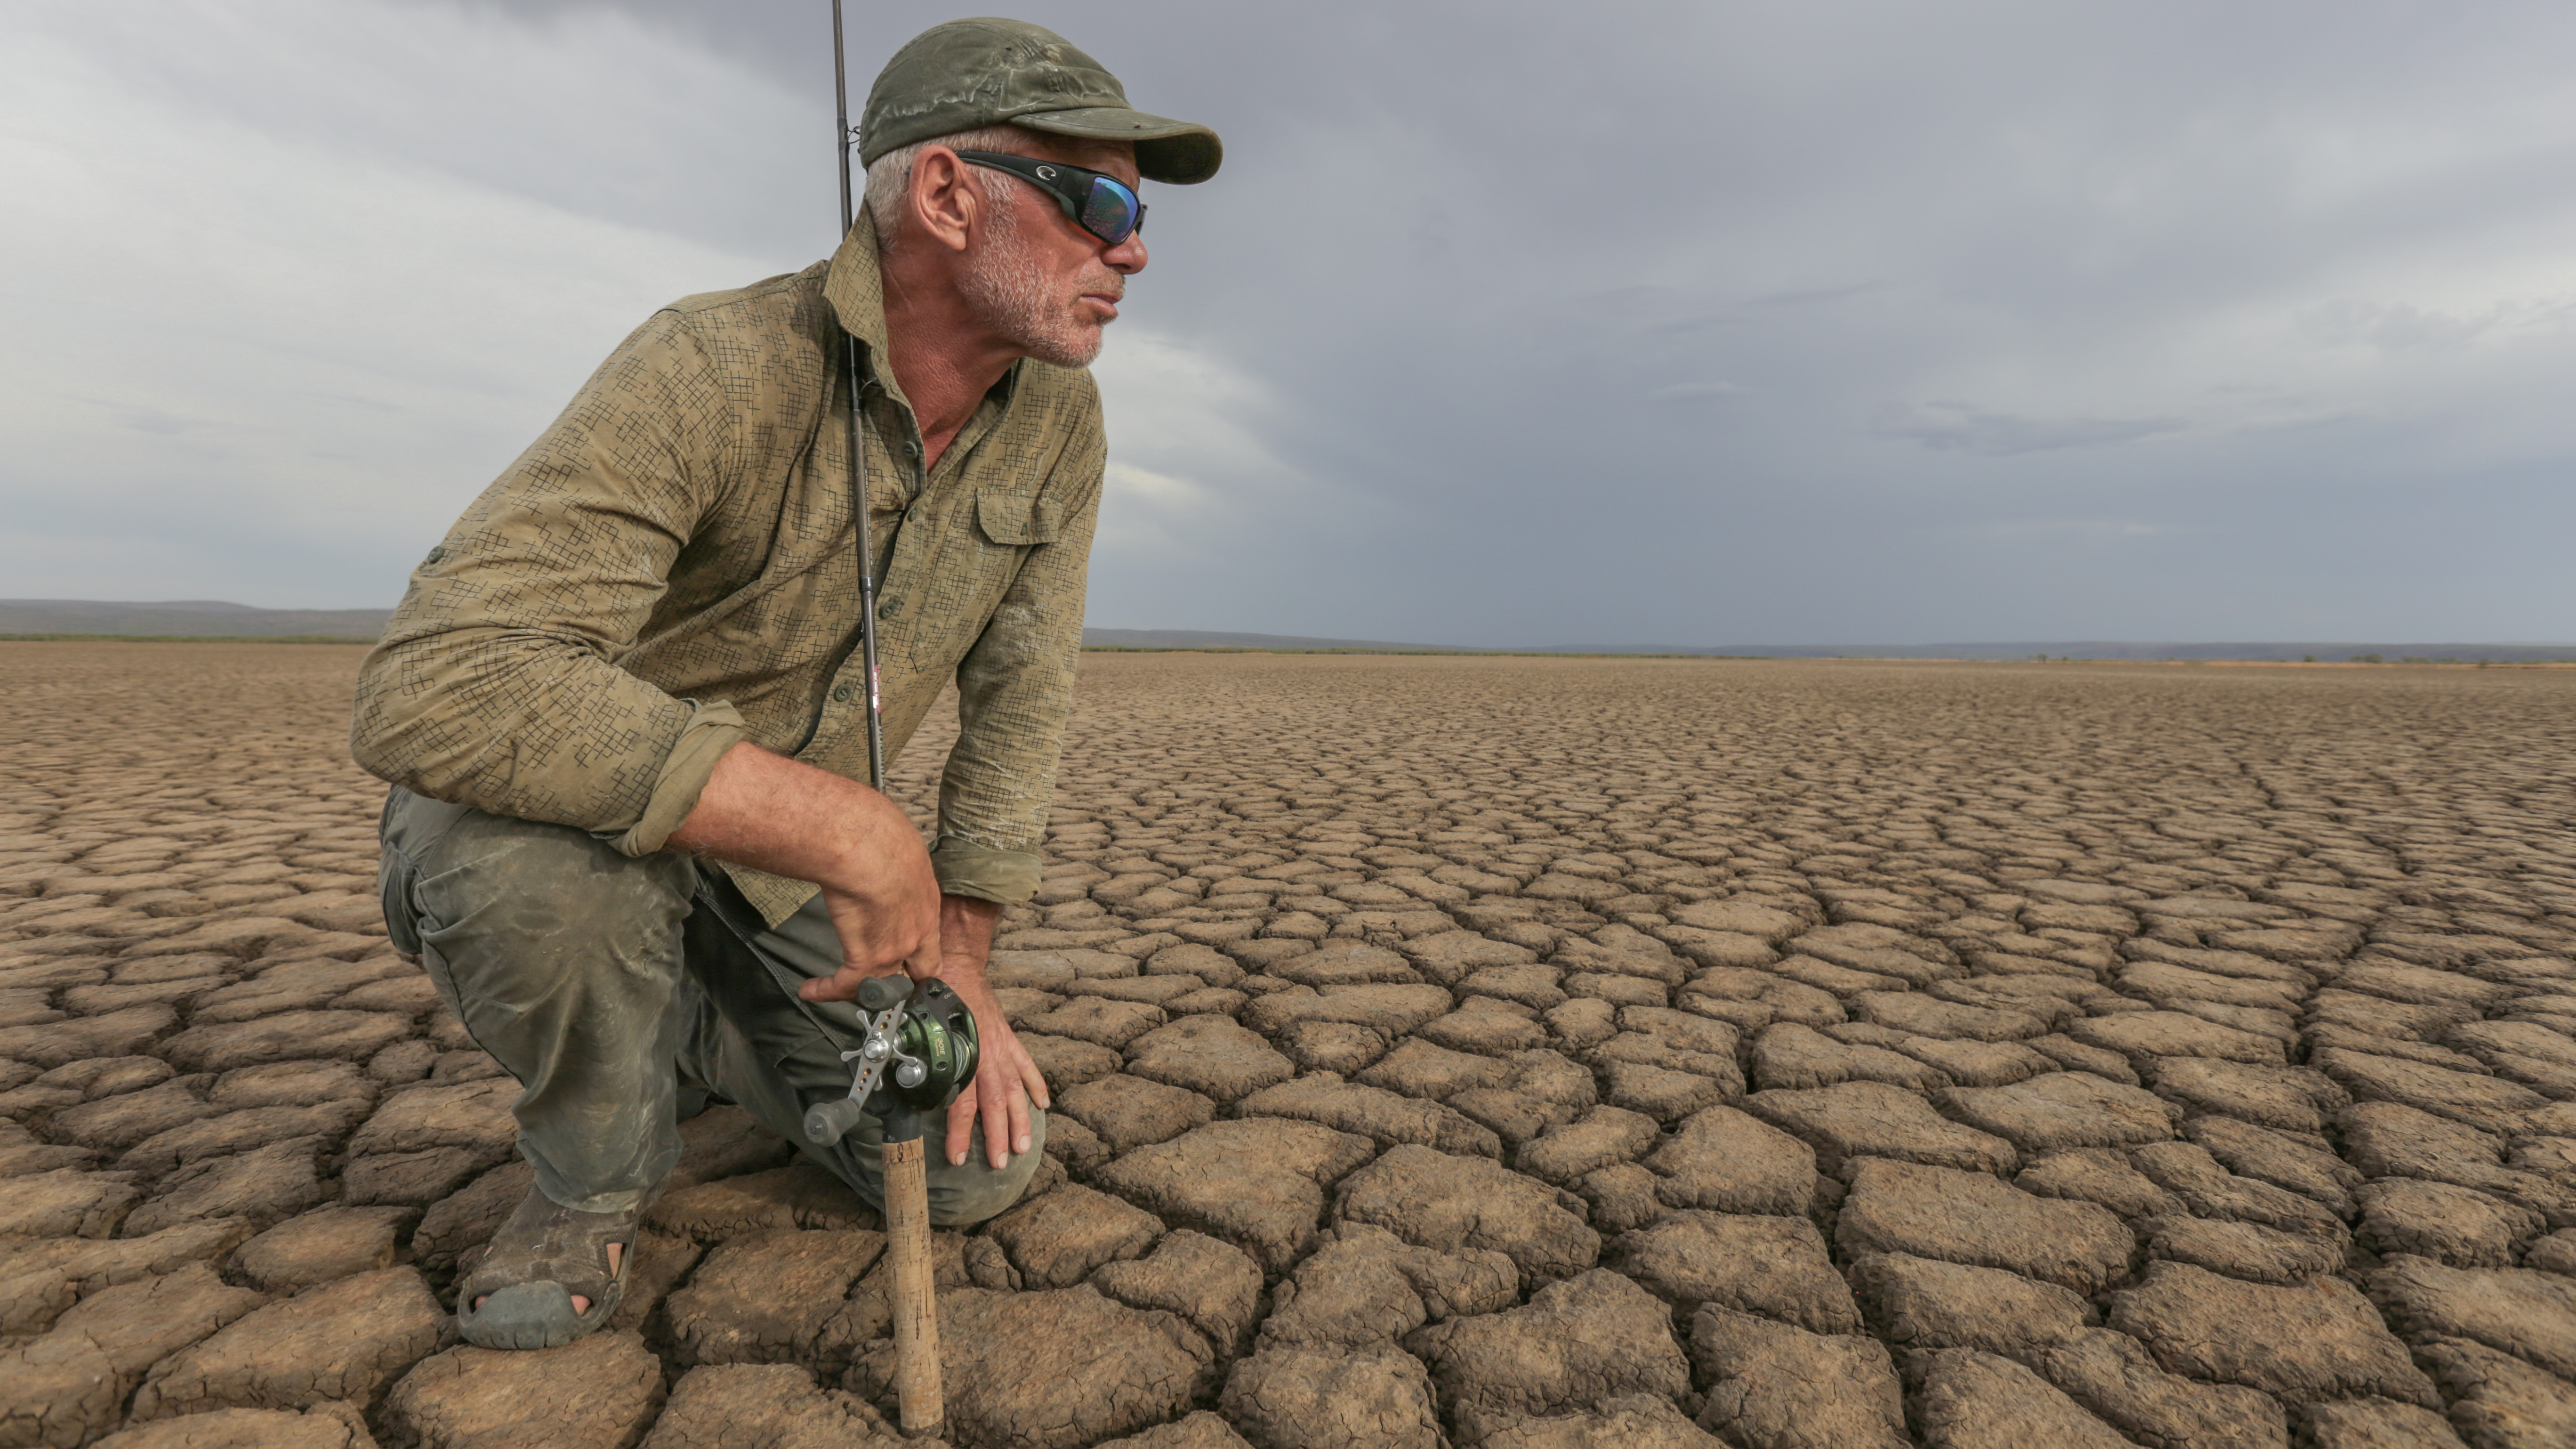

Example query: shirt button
[904,440,922,460]
[831,683,854,703]
[880,596,906,619]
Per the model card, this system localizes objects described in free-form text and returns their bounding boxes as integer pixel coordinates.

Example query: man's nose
[1104,234,1146,275]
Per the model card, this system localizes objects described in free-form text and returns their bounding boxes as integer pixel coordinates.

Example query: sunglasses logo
[1035,166,1058,180]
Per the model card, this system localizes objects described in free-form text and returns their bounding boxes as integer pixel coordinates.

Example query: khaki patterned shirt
[351,215,1102,923]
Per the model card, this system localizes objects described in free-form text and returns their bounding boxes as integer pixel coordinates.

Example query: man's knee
[926,1110,1050,1228]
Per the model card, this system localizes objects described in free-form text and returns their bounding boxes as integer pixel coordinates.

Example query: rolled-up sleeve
[349,310,748,850]
[935,408,1104,904]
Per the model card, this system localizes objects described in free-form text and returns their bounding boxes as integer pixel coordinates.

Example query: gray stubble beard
[959,200,1119,369]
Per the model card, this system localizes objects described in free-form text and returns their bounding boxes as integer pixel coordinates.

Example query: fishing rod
[834,0,889,796]
[829,9,938,1439]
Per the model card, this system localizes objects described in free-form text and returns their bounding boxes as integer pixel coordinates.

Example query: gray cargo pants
[376,787,1042,1225]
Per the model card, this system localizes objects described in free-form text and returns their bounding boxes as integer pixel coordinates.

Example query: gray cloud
[1875,404,2188,456]
[4,0,2573,646]
[1647,382,1748,405]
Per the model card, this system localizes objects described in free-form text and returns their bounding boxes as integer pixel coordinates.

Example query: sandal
[454,1186,636,1350]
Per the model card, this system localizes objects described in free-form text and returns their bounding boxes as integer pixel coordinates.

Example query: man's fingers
[945,1089,979,1167]
[937,1047,1033,1170]
[819,891,941,988]
[1006,1075,1032,1158]
[801,926,939,999]
[799,965,875,1003]
[982,1073,1014,1169]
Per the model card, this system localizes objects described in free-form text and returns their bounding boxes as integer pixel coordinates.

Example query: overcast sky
[6,0,2572,647]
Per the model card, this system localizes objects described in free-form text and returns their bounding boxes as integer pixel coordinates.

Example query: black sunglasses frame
[952,150,1146,247]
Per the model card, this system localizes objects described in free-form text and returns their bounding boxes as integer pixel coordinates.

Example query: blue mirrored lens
[1079,178,1142,243]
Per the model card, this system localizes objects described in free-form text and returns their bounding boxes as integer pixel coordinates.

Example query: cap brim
[1012,107,1222,185]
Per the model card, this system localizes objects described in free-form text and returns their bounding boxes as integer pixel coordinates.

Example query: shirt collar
[821,211,1026,419]
[824,212,893,369]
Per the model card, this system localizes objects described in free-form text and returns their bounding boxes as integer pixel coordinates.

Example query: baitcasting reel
[802,975,979,1147]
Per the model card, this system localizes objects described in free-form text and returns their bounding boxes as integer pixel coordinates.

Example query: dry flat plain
[3,643,2576,1449]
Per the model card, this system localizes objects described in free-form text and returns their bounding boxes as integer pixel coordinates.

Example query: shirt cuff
[930,836,1042,905]
[612,698,749,857]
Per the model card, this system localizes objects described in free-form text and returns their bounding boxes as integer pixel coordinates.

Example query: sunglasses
[953,151,1146,247]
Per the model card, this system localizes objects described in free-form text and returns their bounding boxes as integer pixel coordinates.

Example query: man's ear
[907,146,978,255]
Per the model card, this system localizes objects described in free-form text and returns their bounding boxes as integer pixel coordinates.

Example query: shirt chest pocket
[975,491,1062,547]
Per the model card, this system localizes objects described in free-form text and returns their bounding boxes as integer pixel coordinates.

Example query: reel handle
[855,974,913,1012]
[802,1094,871,1147]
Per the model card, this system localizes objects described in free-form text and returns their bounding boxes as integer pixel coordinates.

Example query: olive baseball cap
[860,17,1221,185]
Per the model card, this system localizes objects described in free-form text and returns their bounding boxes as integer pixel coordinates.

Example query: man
[350,18,1219,1351]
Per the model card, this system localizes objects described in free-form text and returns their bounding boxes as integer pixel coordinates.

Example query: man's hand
[932,896,1051,1168]
[668,742,943,999]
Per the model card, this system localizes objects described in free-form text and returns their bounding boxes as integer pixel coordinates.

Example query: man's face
[956,141,1147,369]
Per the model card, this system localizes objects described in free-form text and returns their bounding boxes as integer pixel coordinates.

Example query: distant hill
[8,604,2566,663]
[1088,630,2576,662]
[1082,628,1482,652]
[1547,641,2576,663]
[0,599,388,638]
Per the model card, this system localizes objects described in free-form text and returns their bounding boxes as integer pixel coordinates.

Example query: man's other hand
[667,742,944,998]
[930,896,1051,1168]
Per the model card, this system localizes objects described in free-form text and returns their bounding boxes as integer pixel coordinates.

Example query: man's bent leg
[676,870,1044,1227]
[379,788,697,1214]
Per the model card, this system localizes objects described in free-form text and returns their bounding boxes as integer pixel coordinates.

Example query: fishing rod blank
[833,0,889,794]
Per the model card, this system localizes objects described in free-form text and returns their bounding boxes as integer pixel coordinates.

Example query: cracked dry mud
[4,643,2576,1449]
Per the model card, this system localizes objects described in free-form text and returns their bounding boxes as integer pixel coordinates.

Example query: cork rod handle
[883,1133,943,1439]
